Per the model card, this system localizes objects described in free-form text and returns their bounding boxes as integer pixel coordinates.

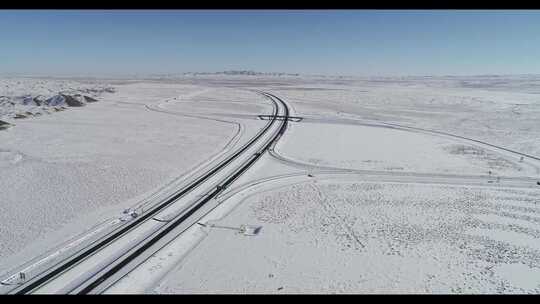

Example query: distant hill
[145,71,302,78]
[183,70,301,77]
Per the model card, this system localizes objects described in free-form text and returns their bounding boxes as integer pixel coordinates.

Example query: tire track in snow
[308,182,365,249]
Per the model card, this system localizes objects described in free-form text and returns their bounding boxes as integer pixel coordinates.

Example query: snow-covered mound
[0,119,11,130]
[47,94,84,107]
[0,77,115,122]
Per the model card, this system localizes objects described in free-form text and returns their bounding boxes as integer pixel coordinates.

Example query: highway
[4,91,290,294]
[4,88,538,294]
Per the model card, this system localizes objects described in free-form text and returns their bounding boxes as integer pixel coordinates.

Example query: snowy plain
[141,75,540,294]
[152,181,540,294]
[0,78,269,276]
[1,74,540,293]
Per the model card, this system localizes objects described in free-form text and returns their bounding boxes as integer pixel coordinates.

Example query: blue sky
[1,10,540,77]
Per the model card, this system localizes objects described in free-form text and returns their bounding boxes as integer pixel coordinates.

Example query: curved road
[3,91,289,294]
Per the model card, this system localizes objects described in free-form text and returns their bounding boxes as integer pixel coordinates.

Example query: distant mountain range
[144,71,302,78]
[185,70,300,76]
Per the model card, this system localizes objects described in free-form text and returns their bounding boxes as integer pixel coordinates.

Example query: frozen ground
[268,75,540,157]
[153,181,540,294]
[0,78,269,275]
[1,74,540,294]
[131,74,540,294]
[279,122,535,177]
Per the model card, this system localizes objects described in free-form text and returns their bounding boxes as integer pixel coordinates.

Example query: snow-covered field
[153,181,540,294]
[268,75,540,157]
[0,78,269,275]
[279,122,535,177]
[1,74,540,293]
[135,74,540,294]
